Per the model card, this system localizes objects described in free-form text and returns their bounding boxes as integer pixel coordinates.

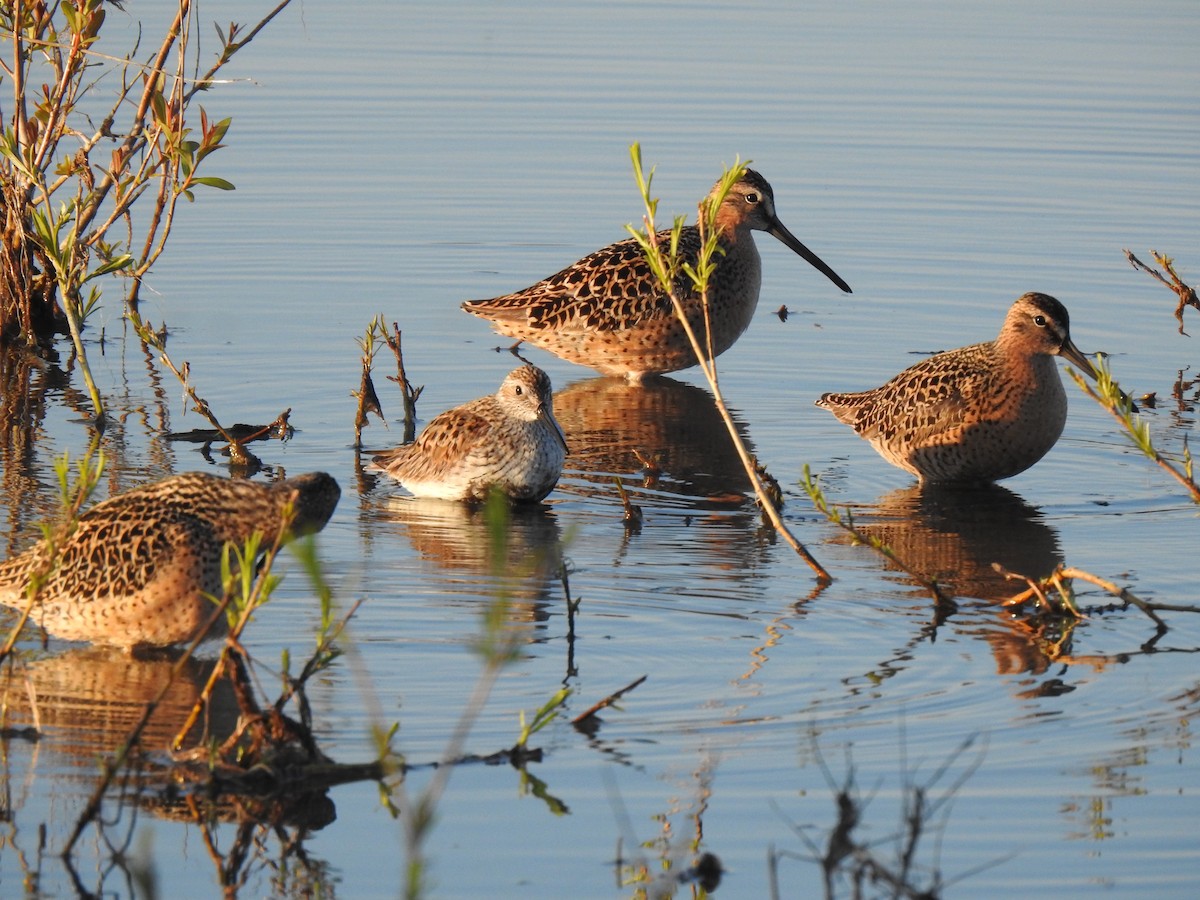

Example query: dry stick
[384,321,423,444]
[1124,249,1200,334]
[993,563,1054,609]
[1059,566,1172,630]
[994,562,1182,631]
[612,477,643,529]
[131,312,258,463]
[640,219,832,582]
[571,675,648,725]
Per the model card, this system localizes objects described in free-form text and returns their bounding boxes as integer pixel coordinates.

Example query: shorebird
[370,365,568,502]
[816,292,1100,484]
[462,170,851,379]
[0,471,341,649]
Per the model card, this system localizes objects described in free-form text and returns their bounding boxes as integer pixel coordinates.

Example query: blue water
[2,1,1199,896]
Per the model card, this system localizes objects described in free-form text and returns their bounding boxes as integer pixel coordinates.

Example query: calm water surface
[2,1,1199,897]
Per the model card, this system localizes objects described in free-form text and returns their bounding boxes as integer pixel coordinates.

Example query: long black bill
[767,217,852,294]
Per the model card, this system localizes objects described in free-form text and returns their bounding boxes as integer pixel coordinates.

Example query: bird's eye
[745,192,759,204]
[1033,315,1047,327]
[514,386,524,395]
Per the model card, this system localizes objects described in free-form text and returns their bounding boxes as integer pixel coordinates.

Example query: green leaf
[150,89,167,126]
[192,176,236,191]
[88,254,134,279]
[209,116,233,145]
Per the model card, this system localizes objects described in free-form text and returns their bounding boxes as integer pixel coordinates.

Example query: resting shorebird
[817,293,1100,484]
[370,365,568,502]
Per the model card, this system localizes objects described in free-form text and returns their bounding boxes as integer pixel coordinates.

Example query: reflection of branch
[1125,249,1199,334]
[770,733,1000,898]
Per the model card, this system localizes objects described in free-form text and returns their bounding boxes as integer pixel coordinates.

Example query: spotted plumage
[0,472,341,649]
[816,293,1099,484]
[462,170,851,380]
[370,365,568,502]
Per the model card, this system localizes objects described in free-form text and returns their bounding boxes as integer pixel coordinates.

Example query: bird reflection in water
[1,645,239,761]
[361,494,565,632]
[551,375,753,505]
[849,483,1101,677]
[1,646,338,833]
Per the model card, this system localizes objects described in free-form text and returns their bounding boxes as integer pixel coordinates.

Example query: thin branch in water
[1069,356,1200,504]
[129,309,261,467]
[571,674,648,727]
[625,144,830,581]
[383,320,423,443]
[800,465,957,614]
[1125,249,1199,335]
[994,562,1194,633]
[612,477,643,532]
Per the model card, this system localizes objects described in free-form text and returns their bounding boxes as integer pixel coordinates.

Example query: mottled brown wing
[828,344,993,445]
[372,406,495,475]
[50,508,216,598]
[464,227,701,333]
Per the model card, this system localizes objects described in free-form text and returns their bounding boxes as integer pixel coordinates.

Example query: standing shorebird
[816,293,1100,484]
[0,471,341,649]
[370,364,568,502]
[462,170,851,379]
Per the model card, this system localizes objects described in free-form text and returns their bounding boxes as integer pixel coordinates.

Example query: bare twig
[994,562,1192,632]
[612,477,643,531]
[130,310,261,466]
[571,674,648,726]
[1125,249,1199,335]
[383,320,423,443]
